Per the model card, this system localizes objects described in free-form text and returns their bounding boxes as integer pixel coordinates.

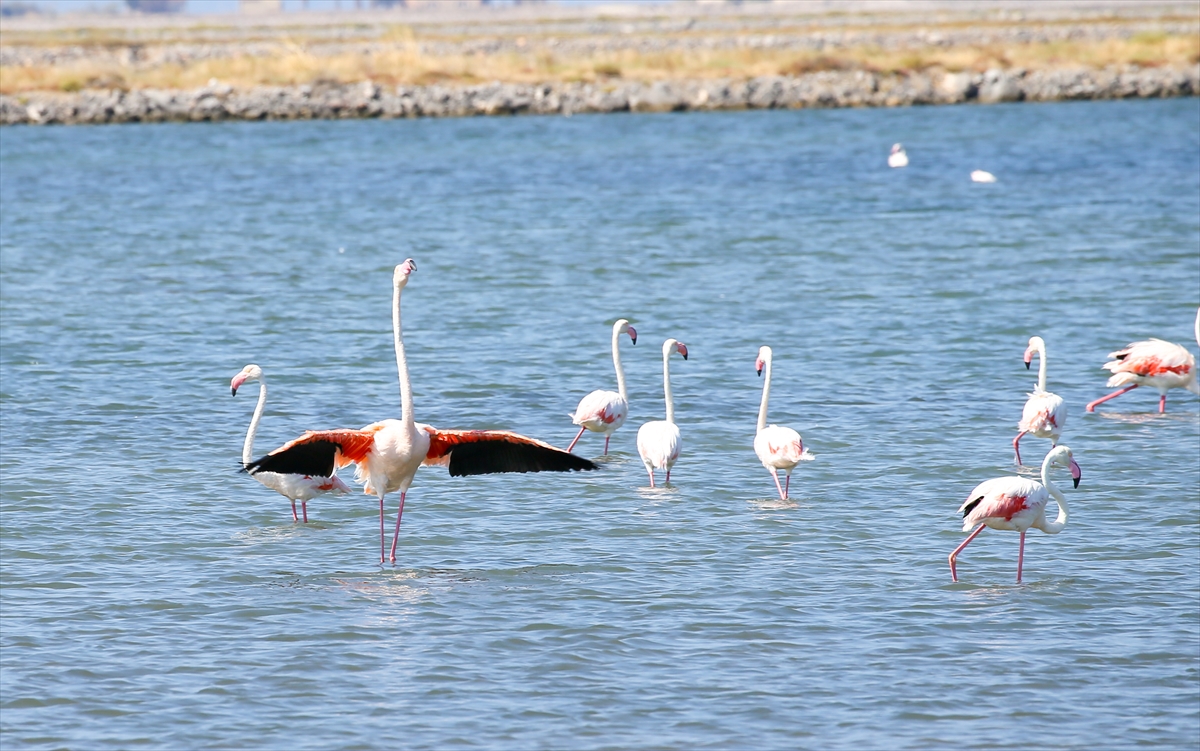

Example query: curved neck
[243,379,267,465]
[1035,341,1048,392]
[612,326,628,402]
[662,348,675,424]
[757,359,772,432]
[1040,455,1069,533]
[394,282,415,432]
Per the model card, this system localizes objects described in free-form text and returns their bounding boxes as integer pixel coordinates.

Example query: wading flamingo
[636,339,688,487]
[231,364,350,523]
[753,346,810,500]
[1085,316,1199,413]
[1014,336,1066,466]
[244,260,597,564]
[949,445,1081,583]
[567,319,637,455]
[888,143,909,168]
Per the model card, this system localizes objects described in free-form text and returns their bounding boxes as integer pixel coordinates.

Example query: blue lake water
[1,98,1198,750]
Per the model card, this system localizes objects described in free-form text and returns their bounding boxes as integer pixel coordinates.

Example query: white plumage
[568,319,637,454]
[1014,335,1066,466]
[636,338,687,487]
[753,345,812,500]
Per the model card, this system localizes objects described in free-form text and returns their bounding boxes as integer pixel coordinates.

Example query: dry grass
[0,27,1196,94]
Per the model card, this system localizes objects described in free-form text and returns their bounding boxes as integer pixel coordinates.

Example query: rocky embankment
[3,65,1196,125]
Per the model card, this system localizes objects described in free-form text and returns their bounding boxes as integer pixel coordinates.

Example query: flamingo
[1085,315,1199,413]
[949,445,1081,584]
[244,260,598,564]
[753,345,810,500]
[888,143,909,168]
[567,319,637,455]
[231,363,351,523]
[636,338,688,487]
[1013,335,1066,466]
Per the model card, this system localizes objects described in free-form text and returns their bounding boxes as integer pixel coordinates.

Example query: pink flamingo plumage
[567,319,636,455]
[1013,335,1066,466]
[636,338,687,487]
[949,445,1081,584]
[1085,314,1199,414]
[753,345,811,500]
[231,363,350,523]
[244,260,597,563]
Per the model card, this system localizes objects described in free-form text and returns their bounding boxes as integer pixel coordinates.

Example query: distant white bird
[753,345,810,500]
[949,445,1081,584]
[1014,336,1066,466]
[1085,330,1199,414]
[568,319,637,454]
[888,143,909,168]
[231,363,350,524]
[636,339,688,487]
[971,170,997,183]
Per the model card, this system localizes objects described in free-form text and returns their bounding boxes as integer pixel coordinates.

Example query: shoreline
[4,65,1197,126]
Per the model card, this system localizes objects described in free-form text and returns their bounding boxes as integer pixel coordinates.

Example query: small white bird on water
[888,143,909,168]
[971,170,997,183]
[753,345,812,500]
[636,338,688,487]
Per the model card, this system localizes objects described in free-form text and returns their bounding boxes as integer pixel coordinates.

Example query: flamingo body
[231,363,349,523]
[888,143,908,168]
[949,445,1081,583]
[753,346,810,500]
[636,338,688,486]
[1086,337,1199,413]
[1014,336,1066,465]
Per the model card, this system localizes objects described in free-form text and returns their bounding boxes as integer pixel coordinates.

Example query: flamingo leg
[301,501,308,524]
[769,469,786,501]
[604,435,611,454]
[379,494,386,564]
[1159,394,1167,413]
[948,524,987,582]
[1085,384,1138,412]
[389,492,407,564]
[1016,529,1026,583]
[665,470,671,484]
[291,501,299,524]
[646,468,655,488]
[567,426,587,453]
[1013,431,1027,465]
[784,473,791,499]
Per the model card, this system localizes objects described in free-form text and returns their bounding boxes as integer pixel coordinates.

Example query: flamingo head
[393,258,417,288]
[231,363,263,396]
[1048,445,1081,488]
[615,319,637,345]
[891,143,904,154]
[1024,335,1045,370]
[756,345,772,377]
[664,339,688,361]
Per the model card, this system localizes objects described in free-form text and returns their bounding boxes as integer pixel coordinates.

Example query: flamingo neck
[612,324,628,403]
[1040,454,1069,534]
[1035,340,1048,392]
[243,378,267,465]
[662,345,675,424]
[757,359,772,433]
[393,281,415,435]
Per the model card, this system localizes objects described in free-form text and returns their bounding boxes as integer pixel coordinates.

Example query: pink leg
[948,524,987,582]
[604,435,611,454]
[567,426,586,453]
[301,501,308,524]
[1086,384,1138,412]
[784,474,791,498]
[290,501,299,524]
[1013,431,1027,465]
[389,492,407,564]
[1159,394,1167,413]
[769,469,786,500]
[646,468,655,488]
[379,495,386,564]
[1016,529,1026,583]
[665,470,671,484]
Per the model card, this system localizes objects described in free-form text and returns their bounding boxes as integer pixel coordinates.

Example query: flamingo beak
[756,360,763,377]
[1024,349,1033,369]
[677,343,689,361]
[627,326,637,345]
[1069,457,1081,488]
[230,375,246,396]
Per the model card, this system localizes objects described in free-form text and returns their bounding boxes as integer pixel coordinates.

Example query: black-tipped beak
[1073,476,1081,489]
[757,368,763,377]
[682,353,688,361]
[631,337,637,345]
[1025,361,1031,370]
[231,387,237,396]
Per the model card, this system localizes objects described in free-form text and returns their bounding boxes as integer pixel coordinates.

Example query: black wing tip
[962,496,984,518]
